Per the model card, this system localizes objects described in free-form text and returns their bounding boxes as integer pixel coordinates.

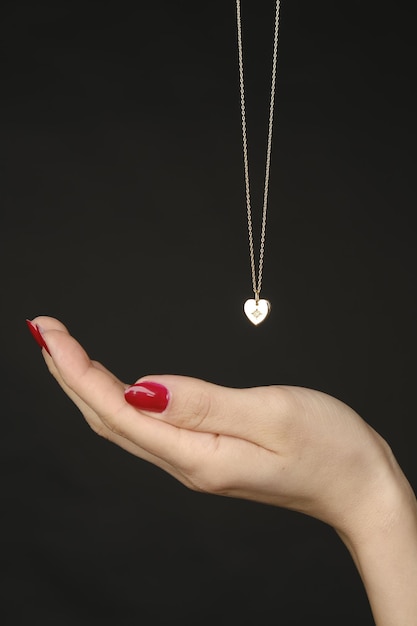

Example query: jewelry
[236,0,281,325]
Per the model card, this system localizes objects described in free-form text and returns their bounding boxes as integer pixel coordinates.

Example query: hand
[28,317,389,530]
[28,316,417,625]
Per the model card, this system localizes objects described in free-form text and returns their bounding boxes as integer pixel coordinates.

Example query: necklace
[236,0,281,325]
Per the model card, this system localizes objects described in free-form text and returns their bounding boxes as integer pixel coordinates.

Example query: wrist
[336,445,417,625]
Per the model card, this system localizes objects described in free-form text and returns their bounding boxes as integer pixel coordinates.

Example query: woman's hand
[27,317,400,534]
[28,316,417,625]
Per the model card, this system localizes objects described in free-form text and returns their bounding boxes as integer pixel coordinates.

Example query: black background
[1,1,416,624]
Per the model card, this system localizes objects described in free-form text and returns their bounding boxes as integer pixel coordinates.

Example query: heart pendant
[244,299,271,325]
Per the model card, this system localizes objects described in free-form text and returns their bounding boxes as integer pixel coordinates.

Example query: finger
[46,354,119,432]
[41,331,218,482]
[32,318,289,445]
[124,374,292,446]
[32,315,70,334]
[39,324,222,469]
[31,317,125,388]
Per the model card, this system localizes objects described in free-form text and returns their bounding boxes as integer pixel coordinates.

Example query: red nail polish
[124,381,170,413]
[26,319,51,356]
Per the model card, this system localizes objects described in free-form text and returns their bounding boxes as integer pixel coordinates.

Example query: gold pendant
[244,299,271,325]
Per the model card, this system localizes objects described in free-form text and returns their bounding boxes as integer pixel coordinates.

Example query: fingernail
[26,319,51,356]
[124,381,170,413]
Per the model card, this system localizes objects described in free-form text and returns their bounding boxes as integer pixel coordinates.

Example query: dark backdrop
[1,1,416,624]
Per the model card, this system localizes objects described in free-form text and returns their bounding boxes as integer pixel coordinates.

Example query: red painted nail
[124,381,170,413]
[26,319,51,356]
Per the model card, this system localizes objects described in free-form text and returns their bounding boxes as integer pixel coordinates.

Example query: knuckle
[195,471,233,496]
[267,384,295,411]
[198,473,230,496]
[87,417,110,439]
[264,385,297,426]
[87,413,131,446]
[96,404,130,440]
[183,471,216,494]
[181,388,213,430]
[182,460,234,497]
[100,414,128,439]
[78,408,112,440]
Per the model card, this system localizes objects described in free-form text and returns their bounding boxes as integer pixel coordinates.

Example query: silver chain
[236,0,281,302]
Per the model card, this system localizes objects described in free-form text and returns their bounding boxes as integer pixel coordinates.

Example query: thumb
[124,374,289,442]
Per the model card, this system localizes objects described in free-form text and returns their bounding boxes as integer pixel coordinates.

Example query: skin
[32,316,417,625]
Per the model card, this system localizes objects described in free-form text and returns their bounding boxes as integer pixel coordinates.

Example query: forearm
[338,468,417,626]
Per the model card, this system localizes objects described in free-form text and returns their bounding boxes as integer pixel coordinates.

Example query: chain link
[236,0,281,302]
